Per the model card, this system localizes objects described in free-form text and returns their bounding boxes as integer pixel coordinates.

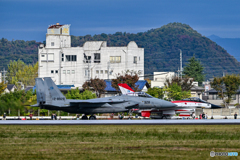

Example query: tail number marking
[53,97,65,100]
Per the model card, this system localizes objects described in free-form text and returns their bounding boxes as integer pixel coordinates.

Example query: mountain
[0,38,39,70]
[1,23,240,80]
[208,35,240,61]
[71,23,240,79]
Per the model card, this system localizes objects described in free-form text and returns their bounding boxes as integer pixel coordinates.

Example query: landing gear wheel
[81,115,88,120]
[162,116,167,119]
[89,115,96,120]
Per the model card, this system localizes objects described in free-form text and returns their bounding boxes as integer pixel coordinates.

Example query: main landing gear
[89,115,96,120]
[81,114,96,120]
[81,115,88,120]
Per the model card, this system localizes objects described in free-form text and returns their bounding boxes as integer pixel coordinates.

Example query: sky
[1,0,240,42]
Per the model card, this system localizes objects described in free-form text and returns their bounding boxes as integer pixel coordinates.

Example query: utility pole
[179,49,182,79]
[1,68,7,83]
[177,67,180,78]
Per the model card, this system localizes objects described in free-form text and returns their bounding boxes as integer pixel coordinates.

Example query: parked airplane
[32,77,177,120]
[118,83,222,119]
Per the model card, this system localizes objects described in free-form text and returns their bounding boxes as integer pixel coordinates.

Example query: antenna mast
[179,49,182,79]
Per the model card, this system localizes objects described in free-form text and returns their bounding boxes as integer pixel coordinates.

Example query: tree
[183,55,204,85]
[111,70,139,92]
[164,76,194,91]
[164,83,191,101]
[6,60,38,89]
[211,74,240,107]
[0,89,34,116]
[65,89,97,100]
[146,87,164,99]
[82,78,106,98]
[0,81,7,94]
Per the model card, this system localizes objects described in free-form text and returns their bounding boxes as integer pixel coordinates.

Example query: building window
[110,56,121,63]
[139,57,140,61]
[51,42,54,46]
[105,70,108,74]
[63,70,66,74]
[85,70,89,76]
[72,70,75,74]
[96,70,99,74]
[94,53,100,63]
[67,70,70,74]
[100,70,103,74]
[133,56,137,64]
[62,54,64,61]
[41,54,47,61]
[55,70,58,73]
[66,55,77,61]
[51,70,54,74]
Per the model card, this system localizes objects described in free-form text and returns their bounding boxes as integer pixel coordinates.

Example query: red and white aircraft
[118,83,222,119]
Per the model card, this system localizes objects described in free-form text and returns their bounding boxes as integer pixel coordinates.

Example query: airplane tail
[35,78,46,104]
[34,77,66,106]
[43,77,66,103]
[118,83,135,94]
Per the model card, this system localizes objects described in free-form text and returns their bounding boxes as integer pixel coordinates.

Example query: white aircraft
[118,83,222,119]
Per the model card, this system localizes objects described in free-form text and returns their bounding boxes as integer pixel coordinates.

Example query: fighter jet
[32,77,177,120]
[119,83,222,119]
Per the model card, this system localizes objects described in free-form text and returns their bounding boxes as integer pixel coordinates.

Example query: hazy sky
[1,0,240,42]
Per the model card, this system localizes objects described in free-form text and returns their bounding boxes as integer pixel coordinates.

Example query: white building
[38,23,144,87]
[151,72,175,88]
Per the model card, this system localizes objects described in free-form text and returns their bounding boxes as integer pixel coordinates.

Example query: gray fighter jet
[32,77,177,120]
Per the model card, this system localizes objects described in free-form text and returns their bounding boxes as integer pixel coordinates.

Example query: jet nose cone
[211,104,222,109]
[162,101,177,107]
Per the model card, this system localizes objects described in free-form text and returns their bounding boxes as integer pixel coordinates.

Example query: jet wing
[69,99,131,108]
[70,99,125,104]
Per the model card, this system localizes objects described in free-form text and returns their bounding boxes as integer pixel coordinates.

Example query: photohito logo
[210,151,238,157]
[210,151,215,157]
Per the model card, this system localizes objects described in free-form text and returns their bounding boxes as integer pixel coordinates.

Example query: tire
[162,116,167,119]
[89,116,96,120]
[81,115,88,120]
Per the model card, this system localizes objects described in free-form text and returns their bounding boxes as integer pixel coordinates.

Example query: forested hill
[0,38,39,70]
[71,23,240,79]
[1,22,240,79]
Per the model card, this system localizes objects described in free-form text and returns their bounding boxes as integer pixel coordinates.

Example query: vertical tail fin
[35,78,46,104]
[118,83,135,94]
[43,77,66,102]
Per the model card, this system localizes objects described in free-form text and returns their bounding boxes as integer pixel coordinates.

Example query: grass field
[0,125,239,159]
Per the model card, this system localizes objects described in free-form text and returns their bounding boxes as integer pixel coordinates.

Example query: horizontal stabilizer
[31,103,40,107]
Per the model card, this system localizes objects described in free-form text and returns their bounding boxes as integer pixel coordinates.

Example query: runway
[1,119,240,125]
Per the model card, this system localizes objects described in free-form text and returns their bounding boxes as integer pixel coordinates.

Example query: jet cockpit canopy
[183,97,207,103]
[125,92,153,98]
